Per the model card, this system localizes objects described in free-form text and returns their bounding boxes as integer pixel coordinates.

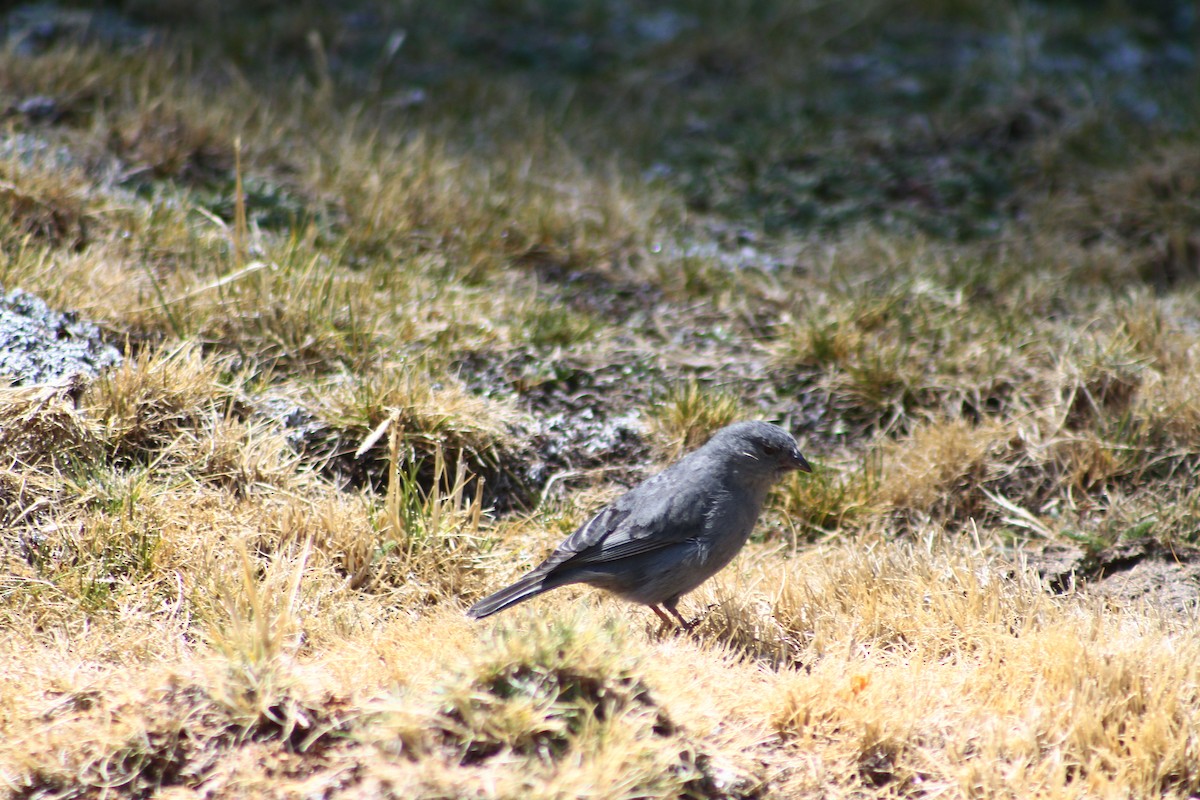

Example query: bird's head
[707,421,812,480]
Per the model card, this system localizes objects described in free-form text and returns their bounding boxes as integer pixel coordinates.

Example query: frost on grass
[0,288,121,386]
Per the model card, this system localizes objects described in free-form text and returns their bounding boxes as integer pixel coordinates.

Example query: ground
[2,1,1200,798]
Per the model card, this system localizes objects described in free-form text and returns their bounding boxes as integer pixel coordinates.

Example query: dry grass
[764,544,1200,798]
[9,540,1200,798]
[647,379,745,458]
[3,1,1200,797]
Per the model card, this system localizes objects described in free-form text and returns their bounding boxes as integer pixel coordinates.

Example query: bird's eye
[761,443,780,456]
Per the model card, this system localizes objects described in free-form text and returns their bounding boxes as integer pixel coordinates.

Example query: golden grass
[7,540,1200,798]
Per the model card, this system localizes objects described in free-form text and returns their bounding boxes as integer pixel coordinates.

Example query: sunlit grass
[2,0,1200,797]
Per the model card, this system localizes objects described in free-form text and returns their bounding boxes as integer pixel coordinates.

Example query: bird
[467,420,812,629]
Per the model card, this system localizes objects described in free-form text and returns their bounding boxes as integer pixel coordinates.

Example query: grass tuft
[372,432,493,602]
[647,379,745,458]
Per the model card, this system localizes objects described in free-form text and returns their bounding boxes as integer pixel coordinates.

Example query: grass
[647,379,745,457]
[3,0,1200,797]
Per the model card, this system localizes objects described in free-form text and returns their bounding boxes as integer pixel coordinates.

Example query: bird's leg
[649,604,676,628]
[662,598,696,632]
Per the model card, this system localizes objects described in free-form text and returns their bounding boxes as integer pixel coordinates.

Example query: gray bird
[467,421,811,628]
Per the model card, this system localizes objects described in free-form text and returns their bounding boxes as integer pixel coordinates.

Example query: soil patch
[1028,539,1200,616]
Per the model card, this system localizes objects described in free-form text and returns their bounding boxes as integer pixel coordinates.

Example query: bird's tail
[466,573,551,619]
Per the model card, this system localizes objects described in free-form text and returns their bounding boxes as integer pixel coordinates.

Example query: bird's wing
[537,460,715,572]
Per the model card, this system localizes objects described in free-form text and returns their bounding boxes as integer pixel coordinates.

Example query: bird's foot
[650,604,675,627]
[650,604,704,636]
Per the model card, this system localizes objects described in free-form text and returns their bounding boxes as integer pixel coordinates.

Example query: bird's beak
[789,450,812,473]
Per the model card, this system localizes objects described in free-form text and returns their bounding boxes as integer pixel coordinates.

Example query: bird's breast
[698,486,763,567]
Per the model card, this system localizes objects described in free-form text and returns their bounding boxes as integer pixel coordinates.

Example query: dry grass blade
[375,427,492,601]
[205,538,311,672]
